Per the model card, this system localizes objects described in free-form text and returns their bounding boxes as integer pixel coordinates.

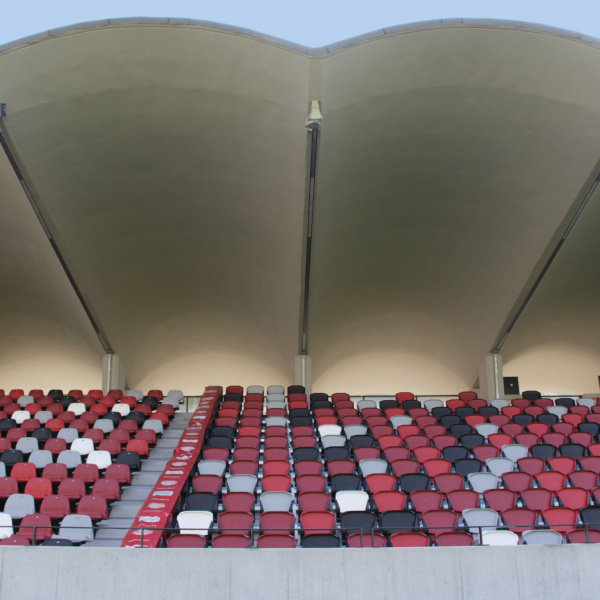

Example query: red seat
[567,529,600,544]
[118,421,138,435]
[222,492,255,512]
[300,510,336,535]
[211,534,251,548]
[515,433,540,448]
[92,478,121,501]
[413,447,440,463]
[447,490,479,512]
[580,456,600,474]
[104,464,131,485]
[516,457,545,476]
[483,489,516,512]
[263,448,288,461]
[489,415,510,427]
[77,495,109,520]
[434,473,465,496]
[41,463,68,485]
[80,412,99,426]
[0,477,18,499]
[520,487,553,514]
[259,511,295,534]
[69,420,89,434]
[218,511,254,534]
[230,461,259,476]
[569,470,598,491]
[502,471,532,493]
[436,531,474,546]
[82,429,104,446]
[390,532,430,547]
[543,433,567,448]
[24,477,53,500]
[502,507,536,535]
[73,464,100,485]
[98,439,122,457]
[108,430,130,445]
[411,490,443,513]
[347,532,387,547]
[472,445,499,462]
[384,447,410,462]
[39,495,71,521]
[547,456,576,475]
[21,419,41,434]
[125,439,149,459]
[535,471,566,493]
[261,474,291,492]
[43,438,67,457]
[432,435,457,450]
[19,513,52,543]
[423,459,452,478]
[294,460,323,476]
[422,509,458,537]
[556,487,589,510]
[354,447,381,461]
[296,474,327,494]
[11,462,36,483]
[372,490,406,513]
[542,506,577,535]
[488,433,513,450]
[365,473,396,494]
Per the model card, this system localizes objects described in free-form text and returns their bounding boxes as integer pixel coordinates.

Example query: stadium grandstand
[0,15,599,600]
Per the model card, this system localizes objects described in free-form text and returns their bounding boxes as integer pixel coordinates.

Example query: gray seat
[177,510,213,536]
[4,494,35,519]
[522,529,562,545]
[344,425,368,438]
[57,428,79,444]
[166,390,184,401]
[462,508,499,533]
[259,491,293,512]
[94,419,115,434]
[246,386,264,395]
[577,398,597,409]
[266,400,286,410]
[55,514,94,543]
[56,450,82,470]
[475,423,499,439]
[390,415,413,429]
[35,411,53,425]
[424,399,444,412]
[265,416,288,428]
[490,399,510,410]
[227,474,257,493]
[267,386,285,395]
[17,396,33,409]
[143,420,164,435]
[359,459,388,476]
[16,437,39,455]
[161,396,181,408]
[321,435,346,449]
[28,450,53,470]
[467,472,498,494]
[266,394,285,403]
[357,400,376,412]
[0,463,6,478]
[125,390,143,401]
[546,405,568,418]
[197,460,227,477]
[501,444,528,462]
[486,457,514,477]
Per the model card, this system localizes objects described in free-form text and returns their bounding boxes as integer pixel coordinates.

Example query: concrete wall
[0,545,597,600]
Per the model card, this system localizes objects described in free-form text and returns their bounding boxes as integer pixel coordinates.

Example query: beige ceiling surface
[1,22,600,394]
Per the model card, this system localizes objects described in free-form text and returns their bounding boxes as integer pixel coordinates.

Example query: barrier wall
[0,544,597,600]
[121,386,221,547]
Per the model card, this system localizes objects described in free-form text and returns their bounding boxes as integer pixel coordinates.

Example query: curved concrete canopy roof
[1,19,600,394]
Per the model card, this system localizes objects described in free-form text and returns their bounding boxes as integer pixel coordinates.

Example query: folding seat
[424,399,444,413]
[331,473,361,493]
[390,459,419,478]
[94,419,114,435]
[432,408,453,422]
[438,415,460,429]
[91,478,121,502]
[462,508,499,536]
[556,487,589,510]
[422,508,458,538]
[488,433,513,451]
[228,474,259,494]
[399,473,430,495]
[435,531,474,546]
[259,491,293,512]
[559,443,586,461]
[384,447,410,462]
[74,463,101,486]
[257,533,296,548]
[35,411,52,426]
[490,399,510,411]
[483,489,516,512]
[459,433,485,450]
[336,490,369,513]
[4,494,35,519]
[82,428,103,446]
[296,491,329,514]
[0,513,13,540]
[365,473,396,494]
[514,457,543,477]
[259,510,295,534]
[21,418,42,435]
[98,439,122,458]
[568,470,598,492]
[432,435,457,450]
[15,438,38,457]
[18,513,53,543]
[390,415,413,429]
[3,406,19,418]
[481,529,519,546]
[561,414,583,428]
[570,430,595,445]
[296,474,327,494]
[475,424,499,439]
[372,490,406,513]
[543,432,567,448]
[41,463,68,486]
[501,471,532,493]
[197,459,227,477]
[486,457,514,477]
[177,510,213,537]
[465,415,487,428]
[535,471,566,494]
[411,490,442,513]
[12,411,31,426]
[371,425,395,439]
[478,407,499,420]
[467,473,498,494]
[515,433,540,449]
[447,489,479,512]
[57,477,87,502]
[501,444,528,462]
[125,439,150,458]
[380,509,418,533]
[511,414,534,429]
[547,456,576,475]
[455,407,476,420]
[579,506,600,530]
[566,529,600,543]
[115,451,141,472]
[454,459,483,477]
[218,510,254,535]
[6,428,27,446]
[357,458,386,477]
[184,492,218,513]
[57,429,78,445]
[403,436,428,452]
[354,447,381,461]
[423,459,452,477]
[108,429,130,447]
[39,494,71,521]
[24,477,53,500]
[542,506,577,535]
[0,477,19,500]
[12,462,36,484]
[590,443,600,457]
[434,473,465,496]
[530,444,557,460]
[292,447,318,462]
[192,473,223,495]
[70,438,95,457]
[300,510,336,535]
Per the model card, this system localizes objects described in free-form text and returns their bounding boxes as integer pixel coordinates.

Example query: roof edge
[0,16,599,57]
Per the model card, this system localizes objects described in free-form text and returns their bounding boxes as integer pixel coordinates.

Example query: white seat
[501,444,528,462]
[28,450,53,470]
[87,451,112,470]
[4,494,35,520]
[56,450,82,470]
[336,490,369,513]
[67,403,86,416]
[17,396,33,409]
[197,460,227,477]
[344,425,368,438]
[424,399,444,412]
[357,400,376,412]
[112,404,130,416]
[321,435,346,448]
[462,508,499,533]
[0,464,6,478]
[143,420,164,436]
[57,428,79,444]
[94,419,114,434]
[577,398,597,409]
[318,424,342,437]
[482,530,519,546]
[490,399,510,410]
[267,386,285,396]
[259,491,293,512]
[467,472,498,494]
[390,415,413,429]
[359,459,388,476]
[227,474,257,493]
[16,437,39,455]
[35,411,52,425]
[55,514,94,543]
[475,423,499,439]
[522,529,562,545]
[547,405,568,418]
[70,438,95,456]
[0,513,13,539]
[265,416,287,428]
[177,510,213,536]
[12,411,30,425]
[266,401,286,410]
[246,386,264,395]
[486,457,514,477]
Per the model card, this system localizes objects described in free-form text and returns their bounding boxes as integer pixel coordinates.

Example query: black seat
[324,447,351,462]
[379,510,418,533]
[32,428,52,444]
[48,390,64,399]
[288,385,305,395]
[399,473,430,494]
[432,407,452,420]
[127,412,146,427]
[289,409,310,420]
[340,510,377,535]
[537,414,558,426]
[579,422,600,438]
[443,446,469,463]
[513,414,534,426]
[116,451,141,471]
[522,391,541,401]
[41,538,74,546]
[559,443,585,460]
[331,474,361,493]
[293,448,320,462]
[449,424,472,438]
[0,419,17,434]
[379,400,399,411]
[290,417,312,428]
[455,407,475,419]
[460,434,484,450]
[530,444,556,460]
[401,400,421,411]
[555,397,575,408]
[206,436,233,449]
[310,393,329,403]
[454,458,483,477]
[439,415,460,428]
[57,396,75,410]
[1,449,24,469]
[580,506,600,529]
[141,396,159,410]
[185,492,218,512]
[223,393,243,403]
[103,412,122,426]
[478,406,498,418]
[311,401,333,410]
[349,435,376,449]
[211,426,235,438]
[301,533,340,548]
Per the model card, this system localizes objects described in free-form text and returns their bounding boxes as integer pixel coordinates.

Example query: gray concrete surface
[0,545,596,600]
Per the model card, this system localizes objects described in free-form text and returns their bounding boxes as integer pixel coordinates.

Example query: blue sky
[3,0,600,48]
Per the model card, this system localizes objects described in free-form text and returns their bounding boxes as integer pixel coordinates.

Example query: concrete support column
[478,353,503,401]
[295,355,312,395]
[102,354,125,394]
